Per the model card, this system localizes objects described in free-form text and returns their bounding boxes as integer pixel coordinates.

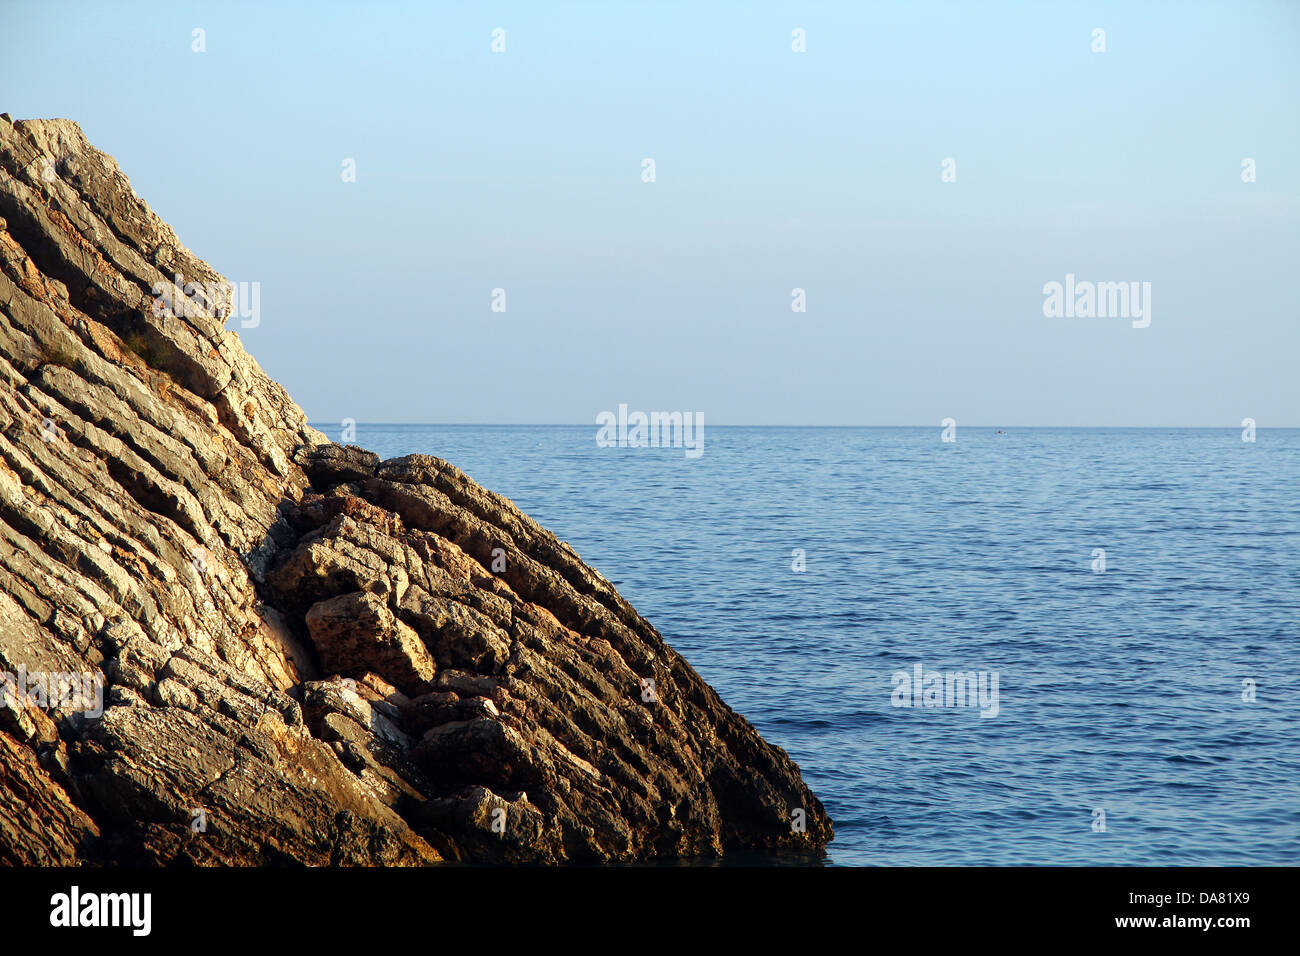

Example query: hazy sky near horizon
[3,0,1297,426]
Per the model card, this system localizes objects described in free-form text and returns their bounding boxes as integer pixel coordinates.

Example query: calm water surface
[312,424,1300,866]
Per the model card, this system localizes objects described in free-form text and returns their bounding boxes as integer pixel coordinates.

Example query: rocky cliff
[0,117,832,865]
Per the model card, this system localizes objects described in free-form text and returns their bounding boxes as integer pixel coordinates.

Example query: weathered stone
[0,730,100,864]
[0,117,833,866]
[294,443,380,488]
[305,591,437,696]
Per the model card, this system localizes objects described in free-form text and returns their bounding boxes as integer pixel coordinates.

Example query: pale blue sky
[3,0,1297,425]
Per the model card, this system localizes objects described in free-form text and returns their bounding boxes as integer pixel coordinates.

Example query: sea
[311,424,1300,866]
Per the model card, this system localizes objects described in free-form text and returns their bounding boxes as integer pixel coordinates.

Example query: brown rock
[0,117,832,866]
[305,591,436,696]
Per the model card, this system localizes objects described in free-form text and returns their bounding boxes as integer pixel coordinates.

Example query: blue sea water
[312,424,1300,866]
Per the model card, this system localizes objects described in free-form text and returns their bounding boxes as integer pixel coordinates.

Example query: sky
[2,0,1297,426]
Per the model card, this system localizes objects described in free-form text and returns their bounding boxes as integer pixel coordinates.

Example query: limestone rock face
[0,117,832,864]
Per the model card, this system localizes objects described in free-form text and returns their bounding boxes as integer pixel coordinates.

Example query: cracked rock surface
[0,117,832,864]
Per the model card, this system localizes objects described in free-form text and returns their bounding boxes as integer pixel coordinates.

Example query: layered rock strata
[0,117,832,864]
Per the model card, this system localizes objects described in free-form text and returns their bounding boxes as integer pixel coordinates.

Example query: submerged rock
[0,116,832,864]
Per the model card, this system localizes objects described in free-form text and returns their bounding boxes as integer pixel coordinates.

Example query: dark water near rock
[313,424,1300,866]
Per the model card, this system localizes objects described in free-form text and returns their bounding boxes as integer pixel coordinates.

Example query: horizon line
[306,422,1299,430]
